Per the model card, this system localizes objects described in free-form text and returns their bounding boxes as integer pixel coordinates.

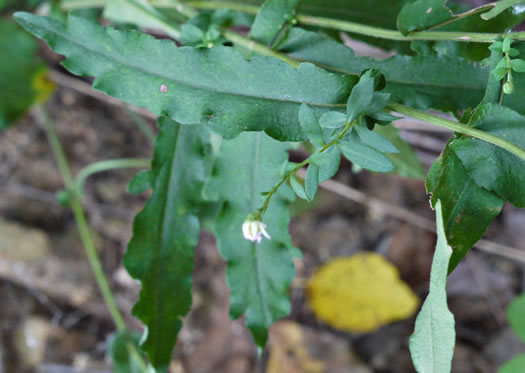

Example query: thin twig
[296,169,525,265]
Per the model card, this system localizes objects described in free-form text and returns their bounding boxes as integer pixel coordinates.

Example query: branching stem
[36,106,127,331]
[256,121,353,217]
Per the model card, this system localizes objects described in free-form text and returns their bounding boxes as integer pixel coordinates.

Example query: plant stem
[186,1,525,42]
[36,106,127,332]
[61,0,525,161]
[62,0,525,42]
[387,102,525,161]
[256,121,353,217]
[74,158,150,193]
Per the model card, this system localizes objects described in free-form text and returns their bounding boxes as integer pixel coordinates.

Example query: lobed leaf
[409,200,455,373]
[279,28,488,112]
[125,117,211,370]
[203,132,295,348]
[426,147,504,272]
[450,104,525,208]
[14,12,356,142]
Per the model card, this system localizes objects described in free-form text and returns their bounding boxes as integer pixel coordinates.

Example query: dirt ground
[1,46,525,373]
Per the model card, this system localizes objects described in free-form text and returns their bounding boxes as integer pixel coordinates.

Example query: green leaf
[507,293,525,343]
[250,0,299,46]
[450,104,525,208]
[426,146,504,272]
[397,0,452,35]
[319,111,347,129]
[0,20,51,130]
[503,37,513,53]
[125,117,211,370]
[374,125,425,179]
[280,28,488,112]
[355,123,398,153]
[180,24,205,45]
[309,146,341,182]
[481,0,523,20]
[346,70,376,123]
[338,132,394,173]
[290,175,308,200]
[511,59,525,73]
[499,355,525,373]
[14,13,356,142]
[107,331,144,373]
[203,132,295,348]
[127,169,152,194]
[493,67,509,81]
[409,200,455,373]
[104,0,180,39]
[397,1,525,60]
[299,103,325,147]
[304,164,319,200]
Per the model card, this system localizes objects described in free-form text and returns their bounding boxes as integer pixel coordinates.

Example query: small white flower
[242,219,271,243]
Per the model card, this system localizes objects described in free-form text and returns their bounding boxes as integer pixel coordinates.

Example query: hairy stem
[36,106,127,331]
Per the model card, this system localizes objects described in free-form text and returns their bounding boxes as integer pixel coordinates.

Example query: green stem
[62,0,525,42]
[186,1,525,42]
[256,121,353,217]
[38,106,127,332]
[61,0,525,161]
[387,102,525,161]
[74,158,150,193]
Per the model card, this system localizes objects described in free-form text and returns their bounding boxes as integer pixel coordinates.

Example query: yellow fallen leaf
[306,253,419,333]
[32,67,56,104]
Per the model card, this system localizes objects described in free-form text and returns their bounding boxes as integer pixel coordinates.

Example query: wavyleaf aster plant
[9,0,525,371]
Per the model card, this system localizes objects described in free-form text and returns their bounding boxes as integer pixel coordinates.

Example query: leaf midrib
[34,17,345,109]
[154,123,184,366]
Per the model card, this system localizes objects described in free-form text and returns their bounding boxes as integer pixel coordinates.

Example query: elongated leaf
[374,125,425,179]
[507,293,525,343]
[280,28,488,112]
[338,132,394,173]
[0,20,52,130]
[14,13,356,142]
[449,104,525,208]
[426,147,504,272]
[409,200,455,373]
[355,124,398,153]
[346,70,375,123]
[250,0,299,46]
[125,117,210,370]
[304,164,319,200]
[203,132,295,347]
